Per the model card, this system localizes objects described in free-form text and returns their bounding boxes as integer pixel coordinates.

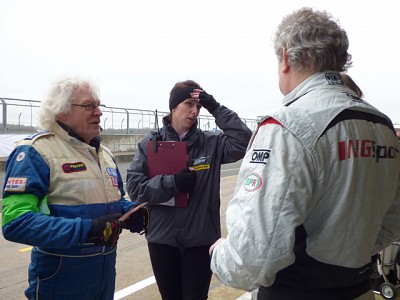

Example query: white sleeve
[210,120,315,291]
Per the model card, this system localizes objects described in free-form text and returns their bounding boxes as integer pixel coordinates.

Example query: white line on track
[114,275,251,299]
[114,276,156,299]
[221,168,240,173]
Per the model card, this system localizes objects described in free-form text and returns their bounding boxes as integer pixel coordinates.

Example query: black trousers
[148,242,212,300]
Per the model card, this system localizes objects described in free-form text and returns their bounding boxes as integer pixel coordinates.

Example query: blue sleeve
[2,144,92,247]
[2,211,91,248]
[120,198,138,214]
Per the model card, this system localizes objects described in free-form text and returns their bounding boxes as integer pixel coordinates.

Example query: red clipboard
[147,141,189,207]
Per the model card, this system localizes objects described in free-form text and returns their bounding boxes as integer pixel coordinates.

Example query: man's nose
[94,106,103,116]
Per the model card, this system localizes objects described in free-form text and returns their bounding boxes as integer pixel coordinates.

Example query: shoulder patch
[16,152,26,161]
[106,167,119,187]
[244,173,263,192]
[250,149,271,165]
[4,177,27,192]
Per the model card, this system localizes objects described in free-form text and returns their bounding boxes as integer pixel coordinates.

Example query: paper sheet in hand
[119,203,146,221]
[147,141,188,207]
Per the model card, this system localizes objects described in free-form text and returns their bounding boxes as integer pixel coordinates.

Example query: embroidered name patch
[192,156,210,171]
[4,177,27,192]
[62,162,87,173]
[244,173,263,192]
[193,164,210,171]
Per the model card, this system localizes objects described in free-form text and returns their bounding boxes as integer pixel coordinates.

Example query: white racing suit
[211,72,400,300]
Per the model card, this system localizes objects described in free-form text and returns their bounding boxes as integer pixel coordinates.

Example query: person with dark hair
[126,79,252,299]
[2,76,148,299]
[210,7,400,300]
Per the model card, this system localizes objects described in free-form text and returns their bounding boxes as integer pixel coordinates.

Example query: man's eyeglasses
[71,103,106,111]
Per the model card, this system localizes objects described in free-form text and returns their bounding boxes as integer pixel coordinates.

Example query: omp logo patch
[250,149,271,165]
[62,162,87,173]
[4,177,27,192]
[244,173,263,192]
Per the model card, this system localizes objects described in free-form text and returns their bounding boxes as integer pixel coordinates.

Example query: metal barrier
[0,98,41,134]
[0,97,258,134]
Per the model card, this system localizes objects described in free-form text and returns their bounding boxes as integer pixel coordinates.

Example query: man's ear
[281,47,289,73]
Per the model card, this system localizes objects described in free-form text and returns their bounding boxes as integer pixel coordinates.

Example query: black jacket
[126,105,252,249]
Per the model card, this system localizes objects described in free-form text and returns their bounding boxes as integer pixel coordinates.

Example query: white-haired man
[2,77,148,299]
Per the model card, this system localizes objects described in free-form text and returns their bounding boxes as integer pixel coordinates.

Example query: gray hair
[38,77,99,129]
[273,7,352,73]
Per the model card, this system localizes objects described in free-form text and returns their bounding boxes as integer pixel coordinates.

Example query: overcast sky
[1,0,399,123]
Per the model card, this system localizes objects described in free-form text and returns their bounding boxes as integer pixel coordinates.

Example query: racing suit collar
[282,71,338,106]
[57,121,101,151]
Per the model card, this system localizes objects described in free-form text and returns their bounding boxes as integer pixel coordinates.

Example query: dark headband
[169,86,195,110]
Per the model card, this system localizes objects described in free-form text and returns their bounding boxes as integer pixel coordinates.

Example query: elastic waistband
[36,244,116,258]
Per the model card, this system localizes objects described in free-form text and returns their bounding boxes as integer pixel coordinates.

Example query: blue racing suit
[2,122,135,299]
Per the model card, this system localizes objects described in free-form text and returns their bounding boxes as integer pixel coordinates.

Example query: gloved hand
[174,167,197,193]
[199,91,220,114]
[121,206,150,234]
[87,213,122,247]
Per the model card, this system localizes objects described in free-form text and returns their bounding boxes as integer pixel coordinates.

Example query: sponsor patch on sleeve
[244,173,263,192]
[106,167,118,187]
[250,149,271,165]
[4,177,27,192]
[16,152,26,162]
